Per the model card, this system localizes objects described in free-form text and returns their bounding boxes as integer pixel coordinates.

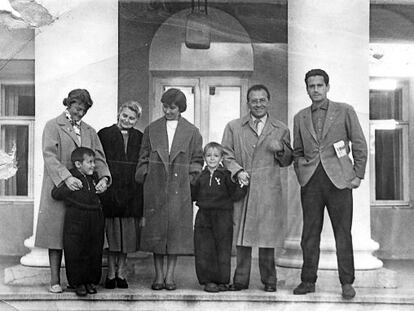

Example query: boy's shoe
[204,283,219,293]
[218,284,229,291]
[293,282,315,295]
[85,283,97,294]
[341,284,356,299]
[116,277,128,289]
[264,284,276,292]
[228,283,248,291]
[75,284,87,297]
[105,278,116,289]
[49,284,63,293]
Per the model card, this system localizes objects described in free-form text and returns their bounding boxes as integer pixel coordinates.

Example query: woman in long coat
[98,101,143,289]
[136,88,203,290]
[35,89,111,293]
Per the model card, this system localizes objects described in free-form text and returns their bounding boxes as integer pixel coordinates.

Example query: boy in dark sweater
[52,147,104,297]
[191,142,247,293]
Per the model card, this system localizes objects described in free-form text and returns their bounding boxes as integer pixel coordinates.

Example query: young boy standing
[191,142,247,293]
[52,147,105,296]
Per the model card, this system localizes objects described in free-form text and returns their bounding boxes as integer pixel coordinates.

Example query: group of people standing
[34,68,367,300]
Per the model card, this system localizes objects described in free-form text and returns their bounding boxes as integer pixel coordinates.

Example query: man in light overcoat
[221,84,293,292]
[292,69,367,299]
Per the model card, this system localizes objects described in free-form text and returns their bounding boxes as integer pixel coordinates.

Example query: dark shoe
[204,283,219,293]
[85,283,97,294]
[293,282,315,295]
[264,284,277,292]
[164,282,177,291]
[228,283,248,291]
[116,277,128,289]
[218,284,228,291]
[342,284,356,299]
[75,284,87,297]
[151,282,164,290]
[104,277,116,289]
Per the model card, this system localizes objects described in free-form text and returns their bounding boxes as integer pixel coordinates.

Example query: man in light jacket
[222,84,293,292]
[292,69,367,299]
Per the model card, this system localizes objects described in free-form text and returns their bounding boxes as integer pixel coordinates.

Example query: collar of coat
[69,167,97,186]
[311,99,329,112]
[241,113,286,137]
[301,99,342,142]
[56,112,93,147]
[105,124,140,159]
[201,164,227,175]
[148,116,197,165]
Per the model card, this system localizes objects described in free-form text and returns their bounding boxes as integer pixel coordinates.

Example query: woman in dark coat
[98,101,143,289]
[136,88,203,290]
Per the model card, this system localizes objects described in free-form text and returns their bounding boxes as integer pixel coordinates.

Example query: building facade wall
[2,1,414,259]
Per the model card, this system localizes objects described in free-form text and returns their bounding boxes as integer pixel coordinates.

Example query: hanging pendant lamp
[185,0,211,49]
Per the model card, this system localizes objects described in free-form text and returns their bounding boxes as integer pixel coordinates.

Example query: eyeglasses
[249,98,268,105]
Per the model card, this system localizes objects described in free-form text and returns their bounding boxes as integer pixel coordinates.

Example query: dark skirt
[105,217,140,253]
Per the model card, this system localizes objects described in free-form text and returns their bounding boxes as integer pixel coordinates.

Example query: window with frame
[369,79,409,205]
[0,83,35,198]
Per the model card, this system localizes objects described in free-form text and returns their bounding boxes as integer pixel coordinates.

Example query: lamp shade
[185,12,211,49]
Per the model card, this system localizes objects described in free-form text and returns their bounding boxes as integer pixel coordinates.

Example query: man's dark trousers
[233,246,276,288]
[300,163,354,285]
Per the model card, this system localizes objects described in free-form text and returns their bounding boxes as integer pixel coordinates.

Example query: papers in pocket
[333,140,347,158]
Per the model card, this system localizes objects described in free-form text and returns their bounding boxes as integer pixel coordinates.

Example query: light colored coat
[221,114,293,248]
[293,100,367,189]
[35,112,110,249]
[135,117,203,255]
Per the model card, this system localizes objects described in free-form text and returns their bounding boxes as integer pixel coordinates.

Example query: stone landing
[2,256,412,311]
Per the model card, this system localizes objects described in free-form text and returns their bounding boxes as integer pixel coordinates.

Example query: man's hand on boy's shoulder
[64,176,82,191]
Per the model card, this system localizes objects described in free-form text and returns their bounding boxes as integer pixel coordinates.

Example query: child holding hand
[191,142,247,293]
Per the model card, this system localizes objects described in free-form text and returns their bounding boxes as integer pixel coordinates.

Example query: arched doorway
[149,7,254,143]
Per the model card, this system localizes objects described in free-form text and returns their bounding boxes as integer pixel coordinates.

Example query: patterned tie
[254,119,261,135]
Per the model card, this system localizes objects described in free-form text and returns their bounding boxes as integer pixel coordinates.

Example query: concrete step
[2,289,414,311]
[2,256,414,311]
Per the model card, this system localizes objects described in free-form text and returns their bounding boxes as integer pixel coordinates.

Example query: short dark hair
[203,142,224,157]
[305,69,329,86]
[247,84,270,102]
[161,88,187,113]
[71,147,95,165]
[63,89,93,110]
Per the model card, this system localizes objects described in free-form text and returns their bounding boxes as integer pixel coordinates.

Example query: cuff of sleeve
[232,169,244,183]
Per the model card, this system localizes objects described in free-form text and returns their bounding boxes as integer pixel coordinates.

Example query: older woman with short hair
[35,89,110,293]
[98,101,144,289]
[136,88,203,290]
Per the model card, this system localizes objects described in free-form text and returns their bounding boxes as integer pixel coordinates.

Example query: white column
[277,0,382,270]
[20,0,118,266]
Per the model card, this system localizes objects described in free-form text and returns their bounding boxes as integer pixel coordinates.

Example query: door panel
[207,86,241,143]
